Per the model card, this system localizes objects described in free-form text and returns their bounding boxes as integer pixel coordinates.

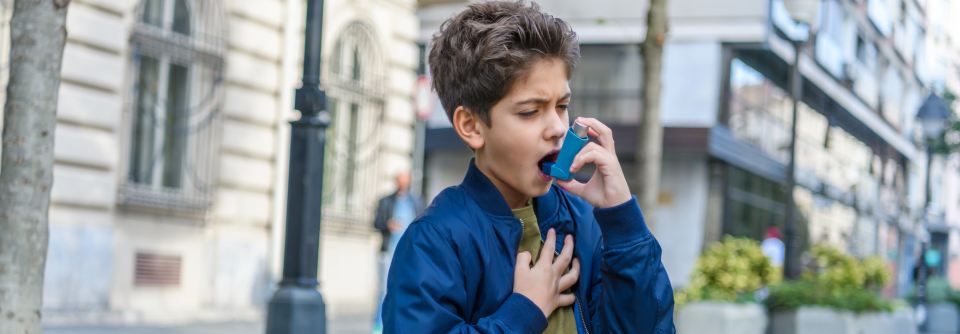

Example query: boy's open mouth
[537,149,560,181]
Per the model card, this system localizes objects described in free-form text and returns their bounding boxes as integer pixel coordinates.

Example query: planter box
[855,312,894,334]
[890,308,917,334]
[676,301,767,334]
[926,302,960,333]
[771,307,910,334]
[770,307,854,334]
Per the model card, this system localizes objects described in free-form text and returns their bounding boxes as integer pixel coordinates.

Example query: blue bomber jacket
[383,159,675,334]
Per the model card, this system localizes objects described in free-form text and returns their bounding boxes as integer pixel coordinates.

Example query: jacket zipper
[576,295,590,334]
[539,232,590,334]
[517,218,525,258]
[515,218,592,334]
[515,220,590,334]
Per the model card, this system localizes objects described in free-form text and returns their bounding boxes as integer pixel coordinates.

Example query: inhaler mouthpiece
[541,121,591,181]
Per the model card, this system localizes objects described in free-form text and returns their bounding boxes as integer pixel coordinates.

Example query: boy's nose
[544,110,568,142]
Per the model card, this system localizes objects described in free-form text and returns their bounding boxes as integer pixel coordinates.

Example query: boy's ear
[452,106,485,150]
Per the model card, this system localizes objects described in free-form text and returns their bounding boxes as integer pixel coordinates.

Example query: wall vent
[134,252,181,286]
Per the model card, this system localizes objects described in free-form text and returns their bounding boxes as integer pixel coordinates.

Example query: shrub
[909,277,960,309]
[765,244,893,313]
[765,279,893,313]
[676,236,780,307]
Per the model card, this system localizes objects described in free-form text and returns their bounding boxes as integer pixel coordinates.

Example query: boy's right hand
[513,229,580,319]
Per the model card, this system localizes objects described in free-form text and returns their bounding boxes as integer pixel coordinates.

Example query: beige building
[0,0,419,325]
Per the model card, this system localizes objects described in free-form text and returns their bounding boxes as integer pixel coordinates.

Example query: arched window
[322,22,385,229]
[120,0,226,213]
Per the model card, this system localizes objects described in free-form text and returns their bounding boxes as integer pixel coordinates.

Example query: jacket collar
[460,158,559,220]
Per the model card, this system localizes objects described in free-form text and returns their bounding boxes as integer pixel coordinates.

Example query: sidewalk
[44,318,371,334]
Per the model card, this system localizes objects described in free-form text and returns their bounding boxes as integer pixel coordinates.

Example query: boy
[382,1,675,333]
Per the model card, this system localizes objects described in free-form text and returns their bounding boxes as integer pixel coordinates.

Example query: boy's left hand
[555,117,632,209]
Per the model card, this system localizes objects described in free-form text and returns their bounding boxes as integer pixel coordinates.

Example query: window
[855,34,878,74]
[321,22,384,230]
[726,58,793,164]
[120,0,225,213]
[568,44,642,124]
[725,166,788,241]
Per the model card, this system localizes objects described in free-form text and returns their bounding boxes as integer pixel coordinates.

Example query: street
[44,318,371,334]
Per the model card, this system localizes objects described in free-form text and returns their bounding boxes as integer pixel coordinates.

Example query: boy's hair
[428,1,579,125]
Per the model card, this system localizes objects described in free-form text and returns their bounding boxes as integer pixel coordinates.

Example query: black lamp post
[265,0,330,333]
[914,93,950,329]
[781,0,821,280]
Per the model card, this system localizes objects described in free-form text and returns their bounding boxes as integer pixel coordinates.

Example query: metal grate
[321,22,385,232]
[134,252,182,286]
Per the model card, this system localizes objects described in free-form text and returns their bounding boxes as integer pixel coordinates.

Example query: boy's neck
[475,157,530,210]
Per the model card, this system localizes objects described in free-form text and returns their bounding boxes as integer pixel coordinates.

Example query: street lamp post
[783,36,804,280]
[265,0,330,333]
[914,93,950,330]
[781,0,820,280]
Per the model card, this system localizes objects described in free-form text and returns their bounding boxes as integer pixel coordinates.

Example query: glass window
[568,44,642,124]
[121,0,224,212]
[727,58,793,164]
[724,166,808,246]
[142,0,163,28]
[131,56,160,185]
[172,0,190,36]
[321,22,385,229]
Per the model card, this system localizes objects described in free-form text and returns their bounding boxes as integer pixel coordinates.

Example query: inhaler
[541,120,590,181]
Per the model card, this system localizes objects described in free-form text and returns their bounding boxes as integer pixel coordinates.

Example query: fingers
[558,258,580,291]
[539,229,556,266]
[555,176,586,198]
[575,117,615,154]
[553,235,574,274]
[569,145,607,174]
[557,293,576,307]
[516,251,532,269]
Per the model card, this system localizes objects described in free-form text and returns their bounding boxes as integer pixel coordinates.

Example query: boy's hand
[513,229,580,319]
[556,117,632,209]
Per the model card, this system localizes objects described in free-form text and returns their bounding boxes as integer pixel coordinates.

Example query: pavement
[44,318,371,334]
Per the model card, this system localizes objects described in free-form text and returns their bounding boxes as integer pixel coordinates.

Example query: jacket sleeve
[373,197,389,232]
[589,196,675,334]
[383,221,548,334]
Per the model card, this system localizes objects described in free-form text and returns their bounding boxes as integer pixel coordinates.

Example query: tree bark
[637,0,667,234]
[0,1,69,333]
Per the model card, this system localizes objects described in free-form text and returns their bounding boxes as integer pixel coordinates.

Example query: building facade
[0,0,418,325]
[420,0,960,294]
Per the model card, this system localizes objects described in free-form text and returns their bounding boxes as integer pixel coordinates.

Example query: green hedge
[675,236,780,308]
[764,245,893,313]
[677,238,895,313]
[765,279,893,313]
[909,277,960,309]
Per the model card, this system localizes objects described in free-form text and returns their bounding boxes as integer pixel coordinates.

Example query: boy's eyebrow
[514,92,572,106]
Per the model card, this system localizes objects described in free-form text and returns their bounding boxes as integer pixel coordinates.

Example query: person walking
[761,226,785,267]
[372,171,424,334]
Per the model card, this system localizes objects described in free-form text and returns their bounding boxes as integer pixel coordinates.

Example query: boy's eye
[519,110,538,117]
[557,104,569,111]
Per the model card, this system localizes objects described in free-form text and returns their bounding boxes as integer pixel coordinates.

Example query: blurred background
[1,0,959,333]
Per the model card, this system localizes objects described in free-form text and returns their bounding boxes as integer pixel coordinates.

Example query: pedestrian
[371,170,423,334]
[380,1,675,333]
[761,226,785,267]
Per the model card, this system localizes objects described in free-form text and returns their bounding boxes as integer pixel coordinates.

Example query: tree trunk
[636,0,667,233]
[0,1,69,333]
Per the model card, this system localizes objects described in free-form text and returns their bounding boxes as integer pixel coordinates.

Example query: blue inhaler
[542,120,590,181]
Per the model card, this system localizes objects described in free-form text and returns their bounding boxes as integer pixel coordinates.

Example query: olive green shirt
[512,198,577,334]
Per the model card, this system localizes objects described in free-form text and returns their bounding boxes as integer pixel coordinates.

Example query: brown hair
[428,0,579,125]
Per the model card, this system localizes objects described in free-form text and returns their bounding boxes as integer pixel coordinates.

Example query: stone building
[0,0,418,325]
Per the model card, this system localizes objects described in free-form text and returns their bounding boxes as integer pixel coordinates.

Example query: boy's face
[469,59,571,202]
